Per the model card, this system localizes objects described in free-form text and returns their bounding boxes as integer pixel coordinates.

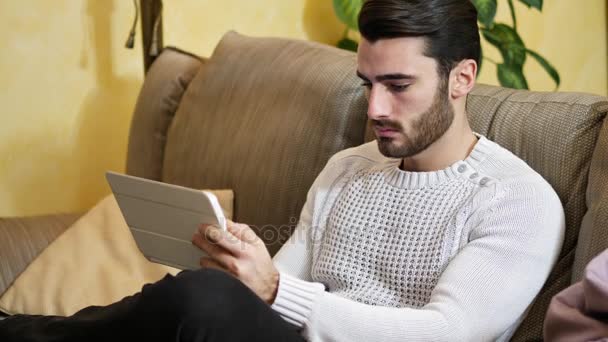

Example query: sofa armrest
[0,213,81,296]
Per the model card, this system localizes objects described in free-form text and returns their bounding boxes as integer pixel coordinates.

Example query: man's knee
[149,268,258,324]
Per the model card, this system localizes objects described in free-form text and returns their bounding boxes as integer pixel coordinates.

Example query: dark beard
[374,78,454,159]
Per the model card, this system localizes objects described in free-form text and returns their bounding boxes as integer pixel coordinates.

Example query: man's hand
[192,220,279,304]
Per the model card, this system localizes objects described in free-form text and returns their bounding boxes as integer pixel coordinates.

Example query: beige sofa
[1,32,607,340]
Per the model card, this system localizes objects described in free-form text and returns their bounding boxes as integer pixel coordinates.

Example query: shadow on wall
[73,0,141,210]
[302,0,344,46]
[4,0,141,215]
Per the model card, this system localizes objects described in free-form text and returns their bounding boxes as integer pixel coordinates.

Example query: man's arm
[272,186,317,281]
[191,153,343,305]
[272,152,354,281]
[271,179,565,341]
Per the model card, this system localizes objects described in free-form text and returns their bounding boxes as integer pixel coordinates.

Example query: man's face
[357,37,455,159]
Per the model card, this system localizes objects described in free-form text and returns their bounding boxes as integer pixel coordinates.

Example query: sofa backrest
[127,47,204,181]
[466,85,608,340]
[129,32,369,255]
[127,32,608,340]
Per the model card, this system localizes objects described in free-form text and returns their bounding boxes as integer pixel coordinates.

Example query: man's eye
[390,84,410,92]
[360,82,372,89]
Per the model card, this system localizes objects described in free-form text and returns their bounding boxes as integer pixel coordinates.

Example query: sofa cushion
[0,191,233,316]
[466,84,608,341]
[0,213,81,296]
[126,47,204,181]
[162,32,368,254]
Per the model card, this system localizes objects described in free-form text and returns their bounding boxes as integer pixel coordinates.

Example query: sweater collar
[383,134,493,189]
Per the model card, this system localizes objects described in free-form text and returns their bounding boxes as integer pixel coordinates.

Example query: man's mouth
[374,126,400,138]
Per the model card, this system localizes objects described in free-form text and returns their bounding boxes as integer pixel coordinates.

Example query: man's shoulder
[310,141,397,189]
[470,137,565,244]
[476,137,558,198]
[327,140,394,168]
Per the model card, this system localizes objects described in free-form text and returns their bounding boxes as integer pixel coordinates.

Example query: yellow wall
[0,1,143,216]
[163,0,343,54]
[164,0,608,94]
[0,0,606,216]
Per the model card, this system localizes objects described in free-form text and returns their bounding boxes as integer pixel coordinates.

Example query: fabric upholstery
[126,47,204,181]
[161,32,368,255]
[0,191,233,316]
[466,84,608,341]
[0,213,81,295]
[574,120,608,280]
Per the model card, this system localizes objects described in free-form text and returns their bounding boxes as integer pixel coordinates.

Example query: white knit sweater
[271,136,565,342]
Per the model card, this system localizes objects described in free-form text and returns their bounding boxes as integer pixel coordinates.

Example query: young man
[0,0,564,341]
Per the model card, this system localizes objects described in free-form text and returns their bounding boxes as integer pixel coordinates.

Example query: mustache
[371,119,403,131]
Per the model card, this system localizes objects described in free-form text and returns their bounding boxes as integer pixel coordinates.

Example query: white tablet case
[106,171,226,270]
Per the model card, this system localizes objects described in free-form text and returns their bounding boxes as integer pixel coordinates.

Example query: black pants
[0,268,305,342]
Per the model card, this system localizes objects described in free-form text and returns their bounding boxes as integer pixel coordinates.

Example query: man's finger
[226,221,260,246]
[198,224,244,256]
[192,230,236,268]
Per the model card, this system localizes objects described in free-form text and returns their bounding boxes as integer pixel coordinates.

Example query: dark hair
[359,0,481,79]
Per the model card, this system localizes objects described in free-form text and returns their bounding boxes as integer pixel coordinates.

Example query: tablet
[106,171,226,270]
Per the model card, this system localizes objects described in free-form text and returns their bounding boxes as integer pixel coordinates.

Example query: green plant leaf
[337,37,359,52]
[481,24,526,65]
[507,0,517,29]
[333,0,363,31]
[497,63,529,89]
[518,0,542,11]
[471,0,497,27]
[526,48,560,89]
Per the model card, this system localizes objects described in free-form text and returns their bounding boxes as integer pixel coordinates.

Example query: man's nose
[367,86,390,120]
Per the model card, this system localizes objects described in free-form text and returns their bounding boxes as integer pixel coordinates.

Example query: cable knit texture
[272,135,565,342]
[312,165,475,309]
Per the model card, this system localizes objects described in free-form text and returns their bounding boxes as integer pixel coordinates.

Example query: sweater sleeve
[275,178,565,341]
[271,189,326,327]
[270,150,364,327]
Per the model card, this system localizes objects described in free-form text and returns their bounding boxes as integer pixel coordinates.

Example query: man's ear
[450,59,477,99]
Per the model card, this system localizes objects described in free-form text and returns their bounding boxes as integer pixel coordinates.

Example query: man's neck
[400,117,477,172]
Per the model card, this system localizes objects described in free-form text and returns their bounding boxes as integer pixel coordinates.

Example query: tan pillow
[0,190,233,316]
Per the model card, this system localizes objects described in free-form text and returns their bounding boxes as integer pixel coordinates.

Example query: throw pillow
[0,190,233,316]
